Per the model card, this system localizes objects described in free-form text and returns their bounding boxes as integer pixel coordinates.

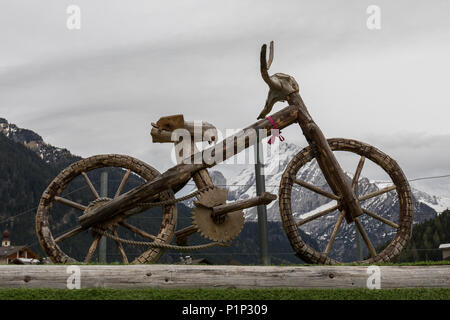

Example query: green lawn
[0,288,449,300]
[303,260,450,267]
[47,260,450,266]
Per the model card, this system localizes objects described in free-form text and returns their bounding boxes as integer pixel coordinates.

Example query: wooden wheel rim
[35,154,177,264]
[279,138,413,264]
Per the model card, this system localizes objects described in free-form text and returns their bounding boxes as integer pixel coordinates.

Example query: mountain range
[1,117,448,263]
[0,118,313,264]
[0,118,81,170]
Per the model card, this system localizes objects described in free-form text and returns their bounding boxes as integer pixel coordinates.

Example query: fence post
[254,129,270,265]
[99,171,108,263]
[354,184,363,260]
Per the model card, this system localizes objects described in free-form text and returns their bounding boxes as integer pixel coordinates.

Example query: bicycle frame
[78,104,299,228]
[79,98,361,229]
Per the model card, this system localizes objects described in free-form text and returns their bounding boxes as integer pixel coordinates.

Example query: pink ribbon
[267,116,285,144]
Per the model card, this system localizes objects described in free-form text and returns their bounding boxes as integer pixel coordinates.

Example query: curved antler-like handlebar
[260,41,275,88]
[257,41,300,119]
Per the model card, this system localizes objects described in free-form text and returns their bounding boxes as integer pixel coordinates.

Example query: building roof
[439,243,450,249]
[10,258,40,265]
[176,257,213,265]
[2,229,10,239]
[0,246,26,257]
[191,258,213,265]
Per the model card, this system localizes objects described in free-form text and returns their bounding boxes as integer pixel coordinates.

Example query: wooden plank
[0,265,449,289]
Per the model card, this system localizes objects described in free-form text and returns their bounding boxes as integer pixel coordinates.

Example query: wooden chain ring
[192,188,245,243]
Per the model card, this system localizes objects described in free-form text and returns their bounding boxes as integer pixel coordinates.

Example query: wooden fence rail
[0,265,449,289]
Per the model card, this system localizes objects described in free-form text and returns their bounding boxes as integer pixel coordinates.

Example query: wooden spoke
[119,221,156,240]
[54,226,84,243]
[354,218,377,258]
[294,179,340,200]
[296,204,339,226]
[362,208,399,229]
[352,156,365,191]
[82,172,100,199]
[84,234,101,263]
[324,210,345,257]
[112,228,128,264]
[359,185,397,202]
[115,169,131,198]
[55,196,86,211]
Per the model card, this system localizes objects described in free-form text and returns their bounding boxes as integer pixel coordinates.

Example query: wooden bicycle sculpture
[36,42,413,265]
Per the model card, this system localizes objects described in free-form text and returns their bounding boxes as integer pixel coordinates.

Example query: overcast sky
[1,0,450,196]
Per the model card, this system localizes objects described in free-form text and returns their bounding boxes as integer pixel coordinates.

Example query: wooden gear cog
[192,187,245,242]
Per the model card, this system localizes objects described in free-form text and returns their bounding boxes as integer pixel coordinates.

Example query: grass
[0,288,449,300]
[23,260,450,266]
[300,260,450,267]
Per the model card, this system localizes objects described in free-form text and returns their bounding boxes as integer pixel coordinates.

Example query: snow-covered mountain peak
[0,118,80,165]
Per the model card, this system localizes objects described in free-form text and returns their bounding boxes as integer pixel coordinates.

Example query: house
[439,243,450,260]
[177,256,213,265]
[10,257,41,265]
[0,230,39,264]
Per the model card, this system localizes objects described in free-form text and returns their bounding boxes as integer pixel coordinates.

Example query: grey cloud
[364,132,450,178]
[1,0,450,196]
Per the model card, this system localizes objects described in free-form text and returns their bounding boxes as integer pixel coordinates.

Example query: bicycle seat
[151,114,217,144]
